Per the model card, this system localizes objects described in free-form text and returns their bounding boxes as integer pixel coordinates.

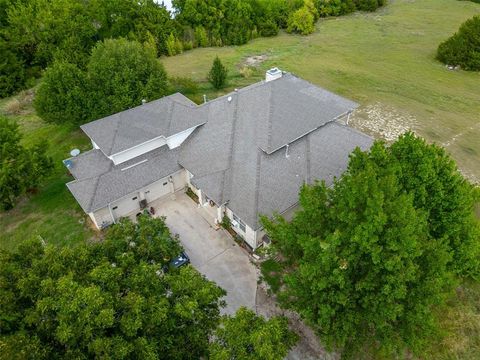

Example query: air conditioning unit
[231,220,239,228]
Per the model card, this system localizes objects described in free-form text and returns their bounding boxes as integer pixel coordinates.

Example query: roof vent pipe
[203,94,207,103]
[285,144,290,159]
[141,99,147,105]
[227,96,232,103]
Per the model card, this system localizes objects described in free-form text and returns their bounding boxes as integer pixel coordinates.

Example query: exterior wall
[110,136,167,165]
[225,207,257,250]
[89,207,112,229]
[172,170,188,191]
[90,169,187,229]
[166,127,196,149]
[186,170,202,199]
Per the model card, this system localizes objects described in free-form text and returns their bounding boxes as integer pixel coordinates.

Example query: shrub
[221,215,232,230]
[169,76,199,95]
[195,26,209,47]
[287,5,315,35]
[208,56,228,89]
[437,15,480,71]
[0,117,54,210]
[239,66,254,79]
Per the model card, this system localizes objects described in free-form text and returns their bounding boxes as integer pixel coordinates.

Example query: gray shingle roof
[67,146,182,213]
[70,72,372,230]
[179,74,372,229]
[80,93,200,156]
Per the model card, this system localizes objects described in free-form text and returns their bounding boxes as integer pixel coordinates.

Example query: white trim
[110,135,166,158]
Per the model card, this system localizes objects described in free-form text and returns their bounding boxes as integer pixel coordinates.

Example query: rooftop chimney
[265,67,283,82]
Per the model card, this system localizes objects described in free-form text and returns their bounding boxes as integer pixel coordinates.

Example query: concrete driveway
[153,192,258,315]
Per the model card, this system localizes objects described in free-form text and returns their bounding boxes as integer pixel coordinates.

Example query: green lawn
[162,0,480,183]
[0,93,97,251]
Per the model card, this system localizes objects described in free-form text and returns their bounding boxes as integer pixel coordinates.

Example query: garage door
[111,193,140,219]
[144,179,171,203]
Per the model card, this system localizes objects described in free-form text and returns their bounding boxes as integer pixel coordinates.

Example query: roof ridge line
[166,100,175,136]
[86,175,103,212]
[266,84,274,152]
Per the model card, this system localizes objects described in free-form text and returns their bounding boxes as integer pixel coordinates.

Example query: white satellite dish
[70,149,81,157]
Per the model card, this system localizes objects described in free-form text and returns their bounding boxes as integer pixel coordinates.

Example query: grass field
[0,93,97,251]
[162,0,480,183]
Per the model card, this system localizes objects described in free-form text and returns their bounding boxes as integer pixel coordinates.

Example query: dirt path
[255,282,338,360]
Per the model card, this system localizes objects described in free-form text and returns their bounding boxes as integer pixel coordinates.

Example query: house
[65,69,373,250]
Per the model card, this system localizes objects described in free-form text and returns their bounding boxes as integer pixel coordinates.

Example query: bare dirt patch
[243,54,268,67]
[349,102,417,142]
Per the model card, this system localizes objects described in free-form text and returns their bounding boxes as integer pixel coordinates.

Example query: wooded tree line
[0,0,386,98]
[0,215,297,359]
[261,133,480,357]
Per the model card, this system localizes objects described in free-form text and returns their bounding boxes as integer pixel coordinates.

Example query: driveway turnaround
[154,192,258,315]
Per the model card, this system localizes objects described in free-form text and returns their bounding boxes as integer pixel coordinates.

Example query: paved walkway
[152,192,258,315]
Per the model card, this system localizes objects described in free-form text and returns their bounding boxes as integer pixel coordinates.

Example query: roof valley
[220,94,240,204]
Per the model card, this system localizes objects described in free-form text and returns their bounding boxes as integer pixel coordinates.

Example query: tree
[208,56,228,89]
[0,40,26,98]
[437,15,480,71]
[0,117,54,210]
[34,39,169,125]
[0,216,226,359]
[261,133,479,356]
[87,38,169,120]
[287,3,315,35]
[34,62,89,124]
[209,307,298,360]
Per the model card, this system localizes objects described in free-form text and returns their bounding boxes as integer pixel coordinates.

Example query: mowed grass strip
[162,0,480,182]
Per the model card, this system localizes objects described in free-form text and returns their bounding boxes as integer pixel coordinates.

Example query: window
[232,214,246,232]
[132,196,137,201]
[163,182,168,186]
[112,206,118,210]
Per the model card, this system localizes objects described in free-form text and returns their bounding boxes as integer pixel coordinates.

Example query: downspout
[108,203,116,225]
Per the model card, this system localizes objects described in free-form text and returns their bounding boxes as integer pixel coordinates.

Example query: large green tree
[262,133,479,356]
[0,215,226,359]
[34,39,169,125]
[0,117,53,210]
[34,62,89,124]
[86,38,169,120]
